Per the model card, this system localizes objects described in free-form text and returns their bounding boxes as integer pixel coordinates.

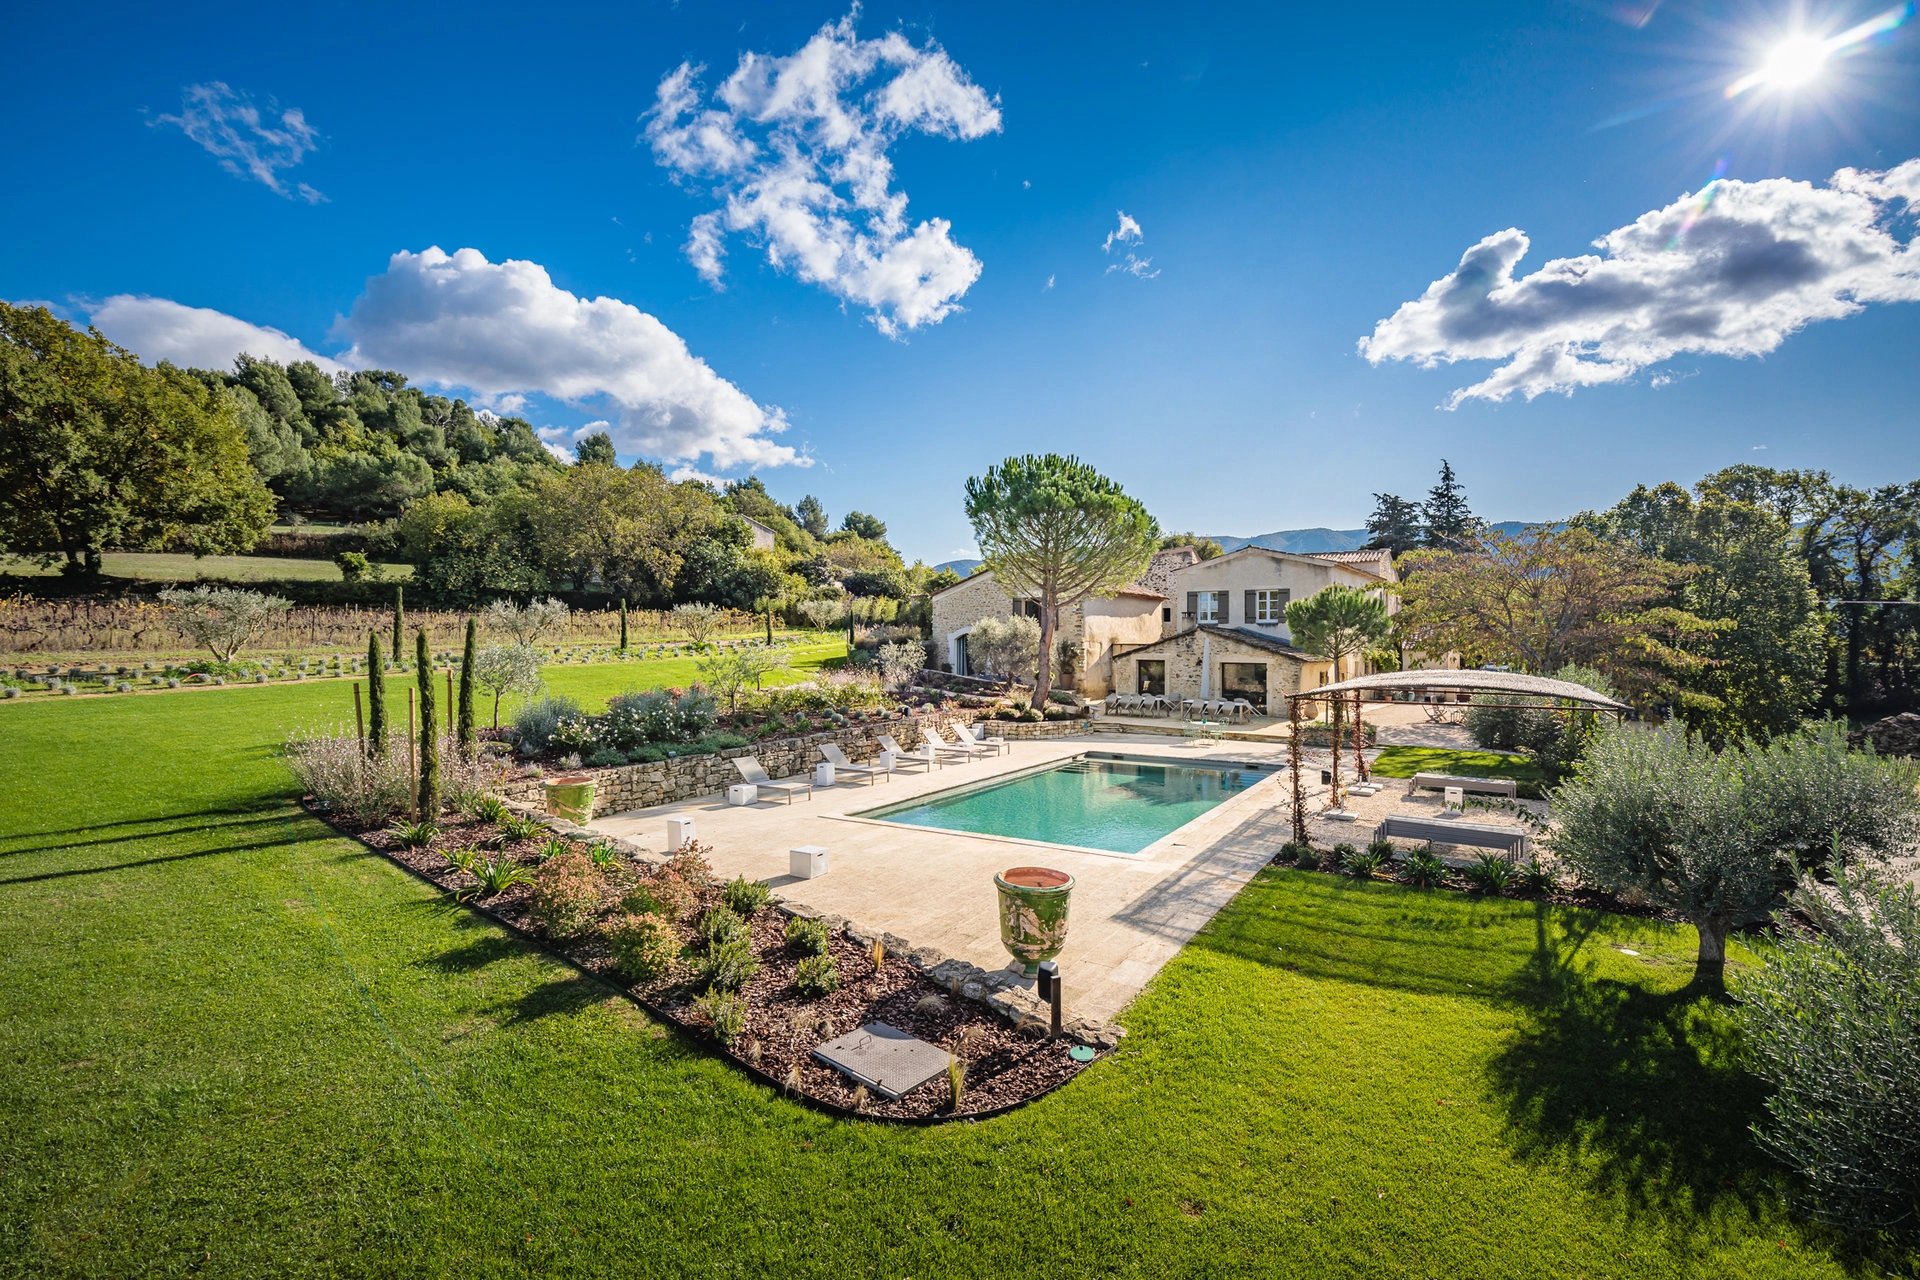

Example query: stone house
[928,548,1199,696]
[740,516,778,551]
[1106,547,1399,712]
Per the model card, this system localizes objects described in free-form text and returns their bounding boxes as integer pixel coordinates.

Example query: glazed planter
[542,773,596,824]
[995,866,1075,976]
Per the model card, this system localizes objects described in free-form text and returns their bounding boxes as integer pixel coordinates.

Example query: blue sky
[3,1,1917,564]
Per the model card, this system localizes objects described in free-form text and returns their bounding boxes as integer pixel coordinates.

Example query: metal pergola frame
[1281,670,1631,843]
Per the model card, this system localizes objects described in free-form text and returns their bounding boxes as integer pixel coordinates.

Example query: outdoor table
[1186,718,1221,745]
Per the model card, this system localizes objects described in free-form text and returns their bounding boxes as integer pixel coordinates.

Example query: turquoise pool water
[859,756,1269,854]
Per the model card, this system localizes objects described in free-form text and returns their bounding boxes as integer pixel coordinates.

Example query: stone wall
[501,710,997,817]
[1110,628,1312,713]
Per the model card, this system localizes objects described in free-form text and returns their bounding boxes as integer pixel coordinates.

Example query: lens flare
[1726,2,1913,97]
[1668,157,1730,249]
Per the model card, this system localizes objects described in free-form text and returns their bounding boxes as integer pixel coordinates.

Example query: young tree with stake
[456,617,478,757]
[964,455,1159,702]
[1284,585,1390,807]
[366,632,387,759]
[415,630,440,819]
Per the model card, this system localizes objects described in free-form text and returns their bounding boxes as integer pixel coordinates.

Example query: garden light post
[1036,960,1063,1040]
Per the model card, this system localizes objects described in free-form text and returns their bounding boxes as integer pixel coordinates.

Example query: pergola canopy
[1293,668,1630,713]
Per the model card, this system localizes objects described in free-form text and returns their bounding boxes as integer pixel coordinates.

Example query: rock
[1853,712,1920,758]
[906,946,948,972]
[959,980,986,1002]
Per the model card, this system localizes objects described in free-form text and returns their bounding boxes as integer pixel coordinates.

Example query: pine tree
[456,616,477,758]
[1363,493,1424,557]
[392,585,405,666]
[366,632,387,759]
[416,630,440,819]
[1423,459,1478,549]
[619,598,629,651]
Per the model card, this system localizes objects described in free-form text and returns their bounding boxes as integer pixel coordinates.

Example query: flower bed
[340,808,1102,1121]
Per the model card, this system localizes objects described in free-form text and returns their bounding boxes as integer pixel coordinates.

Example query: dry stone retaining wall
[499,710,1092,817]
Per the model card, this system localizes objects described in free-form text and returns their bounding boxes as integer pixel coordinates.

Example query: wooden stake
[407,688,418,818]
[352,682,366,753]
[1288,694,1307,844]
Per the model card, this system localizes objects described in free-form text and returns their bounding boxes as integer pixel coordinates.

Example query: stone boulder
[1852,712,1920,758]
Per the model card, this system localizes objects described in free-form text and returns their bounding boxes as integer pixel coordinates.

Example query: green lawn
[1370,745,1547,785]
[1,551,414,582]
[0,687,1859,1277]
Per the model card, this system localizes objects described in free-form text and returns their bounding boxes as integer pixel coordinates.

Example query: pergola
[1282,669,1631,842]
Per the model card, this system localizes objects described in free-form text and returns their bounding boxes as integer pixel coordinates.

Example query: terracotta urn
[542,773,596,824]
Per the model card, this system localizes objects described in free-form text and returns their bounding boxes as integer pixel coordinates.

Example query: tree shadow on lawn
[1486,902,1780,1226]
[0,811,293,859]
[413,932,524,975]
[0,831,314,887]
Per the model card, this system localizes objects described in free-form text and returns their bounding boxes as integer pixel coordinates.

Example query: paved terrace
[592,733,1319,1023]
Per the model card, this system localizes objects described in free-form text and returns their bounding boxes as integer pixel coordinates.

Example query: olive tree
[1552,721,1920,984]
[965,454,1159,701]
[967,615,1040,684]
[472,643,545,728]
[696,643,791,714]
[160,586,292,662]
[878,639,927,690]
[1742,869,1920,1246]
[671,601,724,646]
[484,596,570,647]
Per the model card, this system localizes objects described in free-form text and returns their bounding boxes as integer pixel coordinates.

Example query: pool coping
[830,749,1287,862]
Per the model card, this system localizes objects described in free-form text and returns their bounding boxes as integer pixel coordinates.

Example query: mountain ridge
[933,520,1539,574]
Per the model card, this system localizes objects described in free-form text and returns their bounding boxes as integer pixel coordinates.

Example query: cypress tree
[366,631,387,758]
[416,630,440,818]
[392,585,405,664]
[1422,459,1477,549]
[619,598,629,651]
[456,616,478,757]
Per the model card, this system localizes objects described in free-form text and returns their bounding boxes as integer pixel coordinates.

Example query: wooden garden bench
[1372,815,1529,861]
[1405,772,1519,799]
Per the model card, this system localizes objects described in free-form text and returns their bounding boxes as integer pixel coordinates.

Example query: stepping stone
[811,1021,954,1101]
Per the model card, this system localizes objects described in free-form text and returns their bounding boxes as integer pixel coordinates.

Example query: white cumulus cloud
[335,247,803,471]
[644,11,1001,337]
[87,246,803,475]
[89,295,345,373]
[153,82,324,203]
[1102,211,1143,253]
[1101,210,1157,279]
[1360,158,1920,408]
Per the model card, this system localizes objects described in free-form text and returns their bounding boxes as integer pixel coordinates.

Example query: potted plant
[542,773,596,824]
[994,866,1075,975]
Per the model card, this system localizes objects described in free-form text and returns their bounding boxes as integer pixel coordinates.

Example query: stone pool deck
[590,733,1324,1024]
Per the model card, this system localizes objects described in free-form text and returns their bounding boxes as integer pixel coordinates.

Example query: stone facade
[1110,626,1323,714]
[1164,545,1396,644]
[928,569,1164,698]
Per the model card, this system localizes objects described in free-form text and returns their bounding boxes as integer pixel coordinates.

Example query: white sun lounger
[732,756,813,803]
[967,725,1013,756]
[936,724,996,759]
[876,734,938,772]
[818,741,890,783]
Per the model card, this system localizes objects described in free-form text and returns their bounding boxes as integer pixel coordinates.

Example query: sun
[1756,33,1831,87]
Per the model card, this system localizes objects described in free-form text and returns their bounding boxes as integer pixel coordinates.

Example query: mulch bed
[344,810,1093,1121]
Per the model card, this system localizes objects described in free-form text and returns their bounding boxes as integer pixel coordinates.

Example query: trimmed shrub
[722,875,772,916]
[512,695,584,758]
[528,852,603,939]
[696,906,748,951]
[693,989,748,1047]
[784,915,831,955]
[701,939,759,992]
[794,952,841,996]
[666,845,716,889]
[604,912,681,982]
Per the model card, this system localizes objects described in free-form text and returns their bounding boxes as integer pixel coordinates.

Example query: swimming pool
[857,755,1271,855]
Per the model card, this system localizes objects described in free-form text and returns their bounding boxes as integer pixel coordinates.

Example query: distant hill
[1205,521,1533,554]
[934,558,983,576]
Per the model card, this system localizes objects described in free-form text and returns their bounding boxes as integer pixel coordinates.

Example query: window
[1219,662,1268,711]
[1162,607,1172,624]
[1137,660,1167,696]
[1251,588,1289,624]
[1196,591,1222,623]
[1014,599,1042,620]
